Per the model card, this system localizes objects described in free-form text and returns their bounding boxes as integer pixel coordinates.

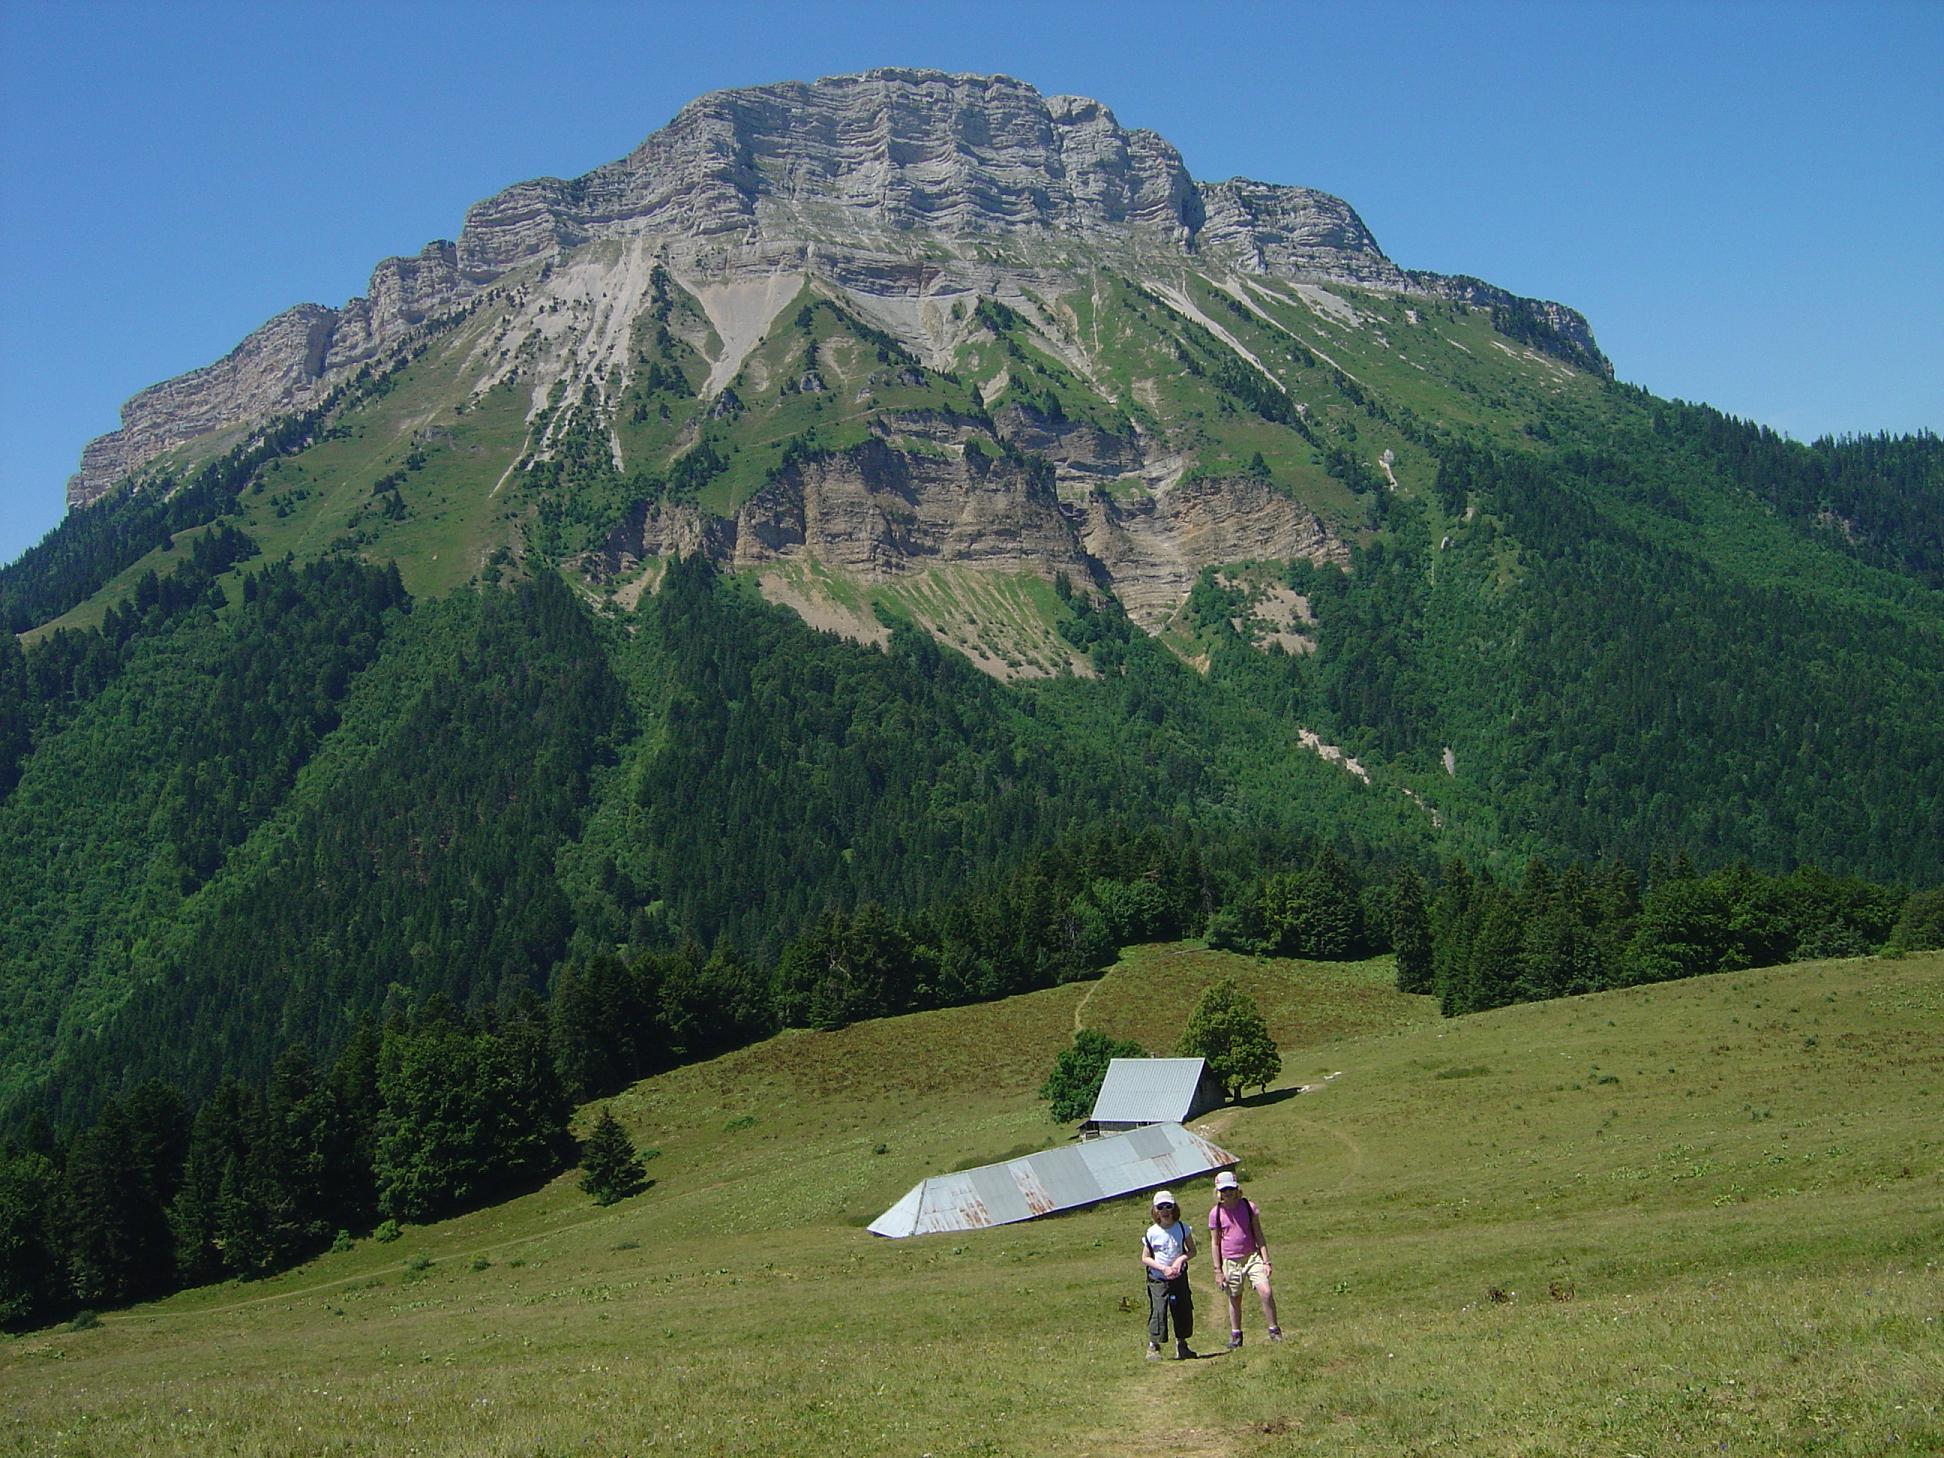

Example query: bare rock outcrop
[584,435,1092,588]
[1081,476,1349,629]
[68,69,1608,507]
[1196,180,1404,287]
[580,437,1343,638]
[73,304,339,494]
[989,402,1141,482]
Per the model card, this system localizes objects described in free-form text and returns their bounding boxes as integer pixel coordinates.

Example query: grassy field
[4,949,1939,1457]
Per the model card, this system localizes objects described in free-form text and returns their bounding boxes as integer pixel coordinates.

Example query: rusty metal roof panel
[1087,1058,1213,1125]
[868,1122,1238,1238]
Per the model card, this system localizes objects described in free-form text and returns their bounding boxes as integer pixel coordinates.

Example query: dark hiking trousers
[1147,1274,1194,1344]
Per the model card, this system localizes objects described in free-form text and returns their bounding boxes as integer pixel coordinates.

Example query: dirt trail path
[1072,977,1104,1033]
[1091,1366,1240,1458]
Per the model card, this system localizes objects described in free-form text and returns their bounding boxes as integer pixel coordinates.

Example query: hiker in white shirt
[1139,1189,1197,1360]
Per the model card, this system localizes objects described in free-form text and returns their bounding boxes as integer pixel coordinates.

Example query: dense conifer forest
[4,259,1942,1330]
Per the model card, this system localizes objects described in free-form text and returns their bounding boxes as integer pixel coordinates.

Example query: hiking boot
[1175,1340,1196,1360]
[1145,1342,1163,1361]
[1267,1326,1284,1343]
[1226,1331,1244,1350]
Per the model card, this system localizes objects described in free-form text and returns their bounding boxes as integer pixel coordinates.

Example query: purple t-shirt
[1209,1197,1260,1259]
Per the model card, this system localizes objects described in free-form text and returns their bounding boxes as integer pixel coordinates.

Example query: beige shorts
[1220,1252,1271,1294]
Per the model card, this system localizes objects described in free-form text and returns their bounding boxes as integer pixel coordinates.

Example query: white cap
[1151,1189,1176,1208]
[1214,1170,1241,1190]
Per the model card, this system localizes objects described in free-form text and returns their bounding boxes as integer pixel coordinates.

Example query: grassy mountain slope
[4,947,1936,1456]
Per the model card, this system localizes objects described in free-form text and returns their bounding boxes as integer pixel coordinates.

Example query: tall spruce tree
[578,1109,646,1206]
[62,1097,175,1305]
[169,1081,256,1284]
[1391,866,1433,994]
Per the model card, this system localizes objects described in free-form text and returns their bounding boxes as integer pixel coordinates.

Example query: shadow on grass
[1233,1087,1304,1110]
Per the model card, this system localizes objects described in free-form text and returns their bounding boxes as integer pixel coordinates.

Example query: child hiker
[1208,1170,1282,1347]
[1140,1189,1197,1360]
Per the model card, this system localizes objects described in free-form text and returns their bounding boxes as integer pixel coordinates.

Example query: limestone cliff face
[583,435,1093,587]
[463,71,1202,258]
[71,244,464,502]
[581,436,1345,634]
[68,68,1607,506]
[1080,475,1349,629]
[74,304,340,493]
[1196,180,1403,287]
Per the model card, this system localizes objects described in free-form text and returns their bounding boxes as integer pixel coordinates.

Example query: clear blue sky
[3,0,1939,566]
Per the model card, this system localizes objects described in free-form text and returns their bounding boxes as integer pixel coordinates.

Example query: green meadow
[5,948,1939,1457]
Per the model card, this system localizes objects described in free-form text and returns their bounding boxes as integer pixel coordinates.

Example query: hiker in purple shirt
[1207,1170,1282,1347]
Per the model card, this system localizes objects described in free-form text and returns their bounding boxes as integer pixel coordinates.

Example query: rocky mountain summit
[52,69,1633,678]
[70,69,1603,507]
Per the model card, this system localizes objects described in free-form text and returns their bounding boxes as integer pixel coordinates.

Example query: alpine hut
[868,1122,1238,1238]
[1080,1057,1224,1138]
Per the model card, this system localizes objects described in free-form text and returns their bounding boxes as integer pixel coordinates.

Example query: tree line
[1395,854,1938,1015]
[6,816,1937,1329]
[1,995,563,1329]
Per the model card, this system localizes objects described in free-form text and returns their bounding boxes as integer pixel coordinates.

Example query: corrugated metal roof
[868,1122,1238,1238]
[1088,1057,1211,1125]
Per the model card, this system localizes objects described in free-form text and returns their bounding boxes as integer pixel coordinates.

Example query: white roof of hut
[868,1121,1238,1238]
[1087,1057,1218,1126]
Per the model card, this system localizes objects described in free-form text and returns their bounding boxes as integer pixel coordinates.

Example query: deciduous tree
[1040,1028,1148,1122]
[1175,980,1280,1100]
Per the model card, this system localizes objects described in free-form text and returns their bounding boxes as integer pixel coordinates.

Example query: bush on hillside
[1040,1028,1149,1123]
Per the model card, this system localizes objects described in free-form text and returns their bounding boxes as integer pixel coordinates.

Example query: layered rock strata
[581,438,1346,634]
[69,68,1606,506]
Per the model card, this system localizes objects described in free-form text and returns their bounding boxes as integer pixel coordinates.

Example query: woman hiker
[1140,1189,1197,1360]
[1208,1170,1282,1347]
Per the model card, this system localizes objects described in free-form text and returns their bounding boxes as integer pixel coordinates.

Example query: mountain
[65,69,1603,511]
[3,70,1942,1133]
[54,68,1611,661]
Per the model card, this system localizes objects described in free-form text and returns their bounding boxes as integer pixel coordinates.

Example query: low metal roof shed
[1083,1057,1224,1134]
[868,1121,1237,1238]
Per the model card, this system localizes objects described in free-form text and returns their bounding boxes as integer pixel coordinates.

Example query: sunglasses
[1153,1201,1176,1209]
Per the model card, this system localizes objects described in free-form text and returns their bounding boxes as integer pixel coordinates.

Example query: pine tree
[326,1018,382,1224]
[1391,866,1433,993]
[169,1081,254,1284]
[578,1109,645,1206]
[260,1048,332,1259]
[1463,893,1524,1013]
[0,1152,63,1328]
[62,1099,174,1305]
